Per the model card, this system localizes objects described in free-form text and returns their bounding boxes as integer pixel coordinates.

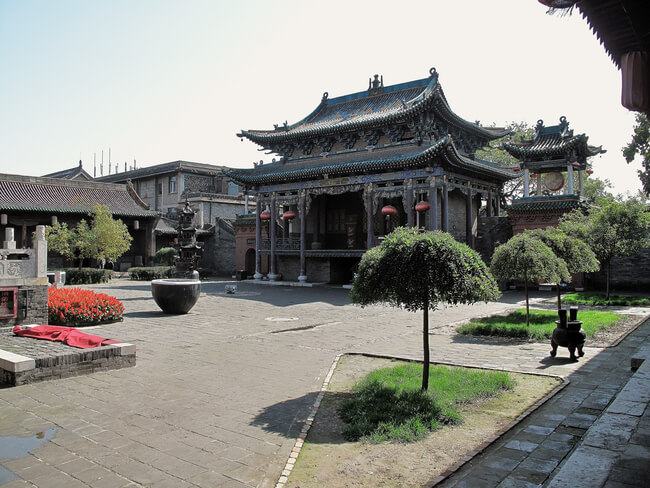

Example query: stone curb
[274,353,343,488]
[273,352,568,488]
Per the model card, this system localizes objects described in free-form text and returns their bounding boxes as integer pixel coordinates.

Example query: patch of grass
[457,308,622,340]
[562,293,650,307]
[338,363,514,443]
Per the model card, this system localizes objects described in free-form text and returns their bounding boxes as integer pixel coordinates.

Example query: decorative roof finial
[368,74,384,95]
[322,92,328,102]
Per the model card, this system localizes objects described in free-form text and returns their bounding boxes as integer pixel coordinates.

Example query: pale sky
[0,0,643,195]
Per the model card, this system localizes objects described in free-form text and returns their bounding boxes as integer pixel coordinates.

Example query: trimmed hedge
[129,266,174,281]
[63,268,113,285]
[129,266,212,281]
[154,247,178,266]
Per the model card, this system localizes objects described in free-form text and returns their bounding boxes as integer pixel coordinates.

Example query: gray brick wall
[0,285,48,327]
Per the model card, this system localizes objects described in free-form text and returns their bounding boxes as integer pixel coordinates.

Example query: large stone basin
[151,279,201,314]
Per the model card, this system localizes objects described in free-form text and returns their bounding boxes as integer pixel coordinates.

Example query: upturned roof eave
[237,72,441,143]
[225,137,516,186]
[238,75,509,146]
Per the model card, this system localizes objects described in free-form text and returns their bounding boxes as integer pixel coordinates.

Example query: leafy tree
[45,222,78,261]
[582,176,615,205]
[623,113,650,196]
[154,247,178,266]
[528,228,599,310]
[490,231,569,326]
[45,205,133,268]
[350,227,500,391]
[475,121,535,206]
[559,201,650,298]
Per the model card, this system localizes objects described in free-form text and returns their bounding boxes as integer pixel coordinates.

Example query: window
[157,183,163,195]
[169,176,177,194]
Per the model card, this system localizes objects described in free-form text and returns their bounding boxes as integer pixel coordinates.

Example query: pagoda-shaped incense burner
[151,200,202,314]
[173,199,203,279]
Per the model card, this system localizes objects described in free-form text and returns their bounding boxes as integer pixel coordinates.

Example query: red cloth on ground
[13,325,121,349]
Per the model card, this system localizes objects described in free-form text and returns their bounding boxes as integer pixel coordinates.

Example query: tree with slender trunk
[350,227,500,391]
[528,228,599,310]
[559,201,650,299]
[490,232,569,326]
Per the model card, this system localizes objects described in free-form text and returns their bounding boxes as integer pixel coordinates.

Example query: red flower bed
[48,288,124,326]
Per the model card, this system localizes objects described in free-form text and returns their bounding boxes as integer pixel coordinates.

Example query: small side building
[0,174,159,269]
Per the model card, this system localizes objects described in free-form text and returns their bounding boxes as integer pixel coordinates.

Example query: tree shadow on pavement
[251,391,354,444]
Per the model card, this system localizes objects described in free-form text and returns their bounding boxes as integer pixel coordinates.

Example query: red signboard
[0,287,18,318]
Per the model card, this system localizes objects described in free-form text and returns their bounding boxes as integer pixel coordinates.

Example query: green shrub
[128,266,173,281]
[562,293,650,307]
[64,268,113,285]
[154,247,178,266]
[339,363,513,443]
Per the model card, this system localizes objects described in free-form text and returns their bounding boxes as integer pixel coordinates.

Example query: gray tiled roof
[43,162,93,181]
[503,118,604,164]
[225,137,516,185]
[95,160,228,183]
[238,70,509,145]
[0,173,158,218]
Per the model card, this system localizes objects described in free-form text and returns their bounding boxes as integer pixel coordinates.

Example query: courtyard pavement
[0,278,648,487]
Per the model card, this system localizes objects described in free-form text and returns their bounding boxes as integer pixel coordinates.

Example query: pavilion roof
[0,173,158,218]
[508,194,589,212]
[224,136,516,186]
[237,69,509,146]
[502,117,604,163]
[43,161,94,181]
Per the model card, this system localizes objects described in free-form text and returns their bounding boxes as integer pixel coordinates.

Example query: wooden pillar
[441,178,449,232]
[567,164,575,194]
[487,189,493,217]
[428,179,438,230]
[269,193,279,280]
[579,170,584,198]
[523,169,530,198]
[298,192,307,282]
[312,197,320,248]
[466,185,474,248]
[366,184,374,249]
[254,199,263,279]
[406,179,414,228]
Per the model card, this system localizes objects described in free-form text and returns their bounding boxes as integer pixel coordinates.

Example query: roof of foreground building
[0,173,158,218]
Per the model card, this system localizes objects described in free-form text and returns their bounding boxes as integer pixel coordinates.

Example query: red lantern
[586,170,593,176]
[259,211,271,220]
[282,210,296,220]
[571,162,581,168]
[530,173,538,178]
[381,205,398,216]
[415,201,430,213]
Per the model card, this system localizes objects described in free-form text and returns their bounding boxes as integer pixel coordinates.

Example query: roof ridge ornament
[368,74,384,95]
[558,115,572,137]
[429,67,437,77]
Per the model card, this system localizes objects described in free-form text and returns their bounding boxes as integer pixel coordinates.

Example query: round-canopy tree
[559,201,650,299]
[491,231,569,326]
[350,227,500,391]
[528,228,599,310]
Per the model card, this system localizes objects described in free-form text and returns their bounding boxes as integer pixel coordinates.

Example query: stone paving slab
[0,278,647,487]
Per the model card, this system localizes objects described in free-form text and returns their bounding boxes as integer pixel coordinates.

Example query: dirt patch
[587,314,648,347]
[287,355,562,488]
